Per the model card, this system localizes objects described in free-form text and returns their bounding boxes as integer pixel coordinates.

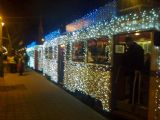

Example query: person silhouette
[122,36,144,104]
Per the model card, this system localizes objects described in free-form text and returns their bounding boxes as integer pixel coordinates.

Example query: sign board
[115,45,125,53]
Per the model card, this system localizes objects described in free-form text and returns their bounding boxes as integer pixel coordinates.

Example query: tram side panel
[64,37,112,111]
[148,31,160,120]
[33,45,43,72]
[37,46,43,72]
[43,40,58,83]
[26,47,35,69]
[43,41,52,79]
[63,31,160,119]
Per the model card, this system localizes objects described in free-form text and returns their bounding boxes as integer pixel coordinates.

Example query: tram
[35,45,43,72]
[26,4,160,120]
[26,43,36,69]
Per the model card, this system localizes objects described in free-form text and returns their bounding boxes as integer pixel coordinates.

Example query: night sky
[0,0,110,48]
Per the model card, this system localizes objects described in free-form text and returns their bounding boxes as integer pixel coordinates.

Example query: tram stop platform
[0,69,110,120]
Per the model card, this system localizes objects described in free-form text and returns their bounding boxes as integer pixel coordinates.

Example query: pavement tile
[0,70,108,120]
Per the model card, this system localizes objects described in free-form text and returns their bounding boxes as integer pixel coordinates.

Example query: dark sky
[0,0,110,48]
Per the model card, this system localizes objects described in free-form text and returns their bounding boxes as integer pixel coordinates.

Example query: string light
[66,1,117,32]
[44,29,60,42]
[27,7,160,114]
[36,45,43,71]
[26,46,35,69]
[63,8,160,112]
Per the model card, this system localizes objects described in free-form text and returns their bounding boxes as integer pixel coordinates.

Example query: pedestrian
[7,52,17,73]
[122,36,144,104]
[0,51,4,78]
[24,52,29,70]
[18,53,24,75]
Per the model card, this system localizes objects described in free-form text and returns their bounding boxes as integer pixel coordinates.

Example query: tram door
[58,45,65,86]
[112,31,152,119]
[34,50,38,70]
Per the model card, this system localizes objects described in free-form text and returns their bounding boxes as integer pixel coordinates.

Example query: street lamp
[1,22,5,27]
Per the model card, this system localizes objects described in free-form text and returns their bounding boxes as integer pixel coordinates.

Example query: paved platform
[0,70,108,120]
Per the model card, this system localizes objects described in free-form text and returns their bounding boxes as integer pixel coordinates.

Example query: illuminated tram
[26,2,160,120]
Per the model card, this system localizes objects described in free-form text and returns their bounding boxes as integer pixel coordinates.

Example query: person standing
[24,52,29,70]
[0,51,4,78]
[18,53,24,75]
[122,36,144,104]
[7,53,17,73]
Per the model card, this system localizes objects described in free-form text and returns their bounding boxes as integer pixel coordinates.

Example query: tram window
[87,37,109,64]
[38,50,41,58]
[45,48,49,59]
[53,46,57,59]
[66,43,70,60]
[115,32,152,54]
[48,47,53,59]
[72,41,85,62]
[154,31,160,46]
[133,32,152,54]
[28,50,34,58]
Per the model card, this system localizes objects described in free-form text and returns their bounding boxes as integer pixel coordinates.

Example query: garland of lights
[27,8,160,115]
[66,1,117,32]
[154,47,160,120]
[44,29,60,42]
[63,9,160,112]
[36,45,43,71]
[26,47,35,69]
[43,30,68,83]
[43,39,59,83]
